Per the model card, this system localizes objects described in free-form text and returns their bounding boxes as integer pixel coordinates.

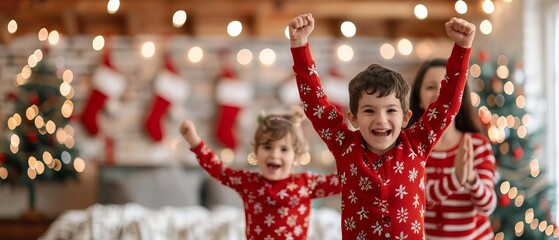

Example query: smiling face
[348,91,412,155]
[256,133,297,181]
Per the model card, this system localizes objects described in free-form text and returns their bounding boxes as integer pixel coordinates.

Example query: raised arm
[180,120,251,191]
[406,18,475,157]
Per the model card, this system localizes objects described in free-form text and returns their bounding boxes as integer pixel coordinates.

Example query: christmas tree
[470,51,556,239]
[0,49,83,219]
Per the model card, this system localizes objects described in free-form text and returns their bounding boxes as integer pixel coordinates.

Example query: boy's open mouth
[371,129,391,137]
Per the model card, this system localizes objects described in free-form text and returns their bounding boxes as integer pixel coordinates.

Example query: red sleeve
[190,140,252,192]
[306,172,341,198]
[291,44,353,157]
[406,44,471,158]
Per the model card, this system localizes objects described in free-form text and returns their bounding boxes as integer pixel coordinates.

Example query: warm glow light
[415,41,432,59]
[284,26,290,40]
[414,4,428,20]
[34,115,45,129]
[28,156,38,169]
[497,65,510,79]
[470,92,480,107]
[187,46,203,63]
[487,126,499,142]
[504,81,514,95]
[15,73,27,86]
[517,125,527,138]
[55,56,66,69]
[530,218,539,230]
[34,49,43,62]
[45,120,56,134]
[227,21,242,37]
[515,221,524,236]
[92,35,105,51]
[62,70,73,83]
[397,39,413,55]
[470,64,481,78]
[38,28,48,41]
[259,48,276,65]
[7,19,17,34]
[141,42,156,58]
[516,95,526,108]
[56,128,68,144]
[107,0,120,14]
[522,114,532,126]
[539,220,548,232]
[337,45,354,62]
[28,55,38,68]
[43,152,53,165]
[60,82,72,97]
[515,195,524,207]
[21,65,32,79]
[525,208,534,223]
[507,187,518,199]
[172,10,187,28]
[26,105,38,120]
[496,116,507,128]
[10,134,20,147]
[27,168,37,179]
[340,21,356,37]
[74,157,86,172]
[494,232,504,240]
[237,49,253,65]
[380,43,395,60]
[455,0,468,14]
[500,181,511,194]
[48,30,60,45]
[480,20,493,35]
[0,167,7,179]
[35,161,45,175]
[61,100,74,118]
[220,148,235,165]
[482,0,495,14]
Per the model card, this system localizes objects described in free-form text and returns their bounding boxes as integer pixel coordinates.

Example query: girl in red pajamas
[180,107,340,240]
[410,59,496,239]
[288,13,476,239]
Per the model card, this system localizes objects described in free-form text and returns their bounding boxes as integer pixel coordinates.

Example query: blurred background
[0,0,558,239]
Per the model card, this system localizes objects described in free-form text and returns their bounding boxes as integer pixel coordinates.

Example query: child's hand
[445,17,476,49]
[288,13,314,48]
[454,133,473,185]
[180,120,201,147]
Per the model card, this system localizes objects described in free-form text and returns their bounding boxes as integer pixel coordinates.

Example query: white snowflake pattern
[373,198,389,213]
[302,101,309,112]
[411,220,421,234]
[308,64,319,76]
[299,84,311,95]
[287,215,297,227]
[417,143,426,156]
[264,235,274,240]
[277,207,289,217]
[420,160,426,167]
[395,184,408,199]
[356,231,367,240]
[297,205,307,215]
[313,105,325,119]
[289,196,299,207]
[408,151,417,160]
[229,176,242,185]
[359,177,372,191]
[277,189,289,199]
[348,190,358,204]
[427,108,439,121]
[396,207,408,223]
[266,197,276,206]
[341,143,355,156]
[274,226,286,236]
[254,225,262,235]
[298,186,309,197]
[372,221,383,236]
[419,176,425,190]
[335,131,345,145]
[257,187,265,196]
[294,226,303,236]
[393,161,404,174]
[284,232,294,240]
[264,214,275,227]
[350,164,358,176]
[357,207,369,220]
[316,87,326,98]
[329,175,340,186]
[344,217,356,231]
[428,130,436,144]
[340,172,347,185]
[396,232,408,240]
[413,194,420,209]
[328,109,337,120]
[254,203,263,214]
[286,182,298,191]
[408,168,418,182]
[319,128,332,140]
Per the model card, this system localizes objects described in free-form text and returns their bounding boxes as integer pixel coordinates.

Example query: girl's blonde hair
[252,106,308,156]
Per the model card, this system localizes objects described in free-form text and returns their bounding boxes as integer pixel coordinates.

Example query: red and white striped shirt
[425,133,496,240]
[291,44,471,239]
[190,141,341,240]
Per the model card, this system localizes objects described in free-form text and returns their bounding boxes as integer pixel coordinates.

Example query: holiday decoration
[144,53,189,142]
[471,52,554,239]
[0,54,81,219]
[214,49,252,150]
[80,50,126,136]
[323,67,348,113]
[279,74,300,107]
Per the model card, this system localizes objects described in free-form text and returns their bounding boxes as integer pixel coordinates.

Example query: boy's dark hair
[409,59,482,133]
[348,64,410,116]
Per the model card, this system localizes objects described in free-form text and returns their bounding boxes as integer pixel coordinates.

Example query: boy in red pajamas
[288,13,476,239]
[180,107,340,240]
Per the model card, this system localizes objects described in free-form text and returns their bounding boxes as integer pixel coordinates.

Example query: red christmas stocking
[214,67,252,150]
[145,54,189,142]
[80,51,126,136]
[324,67,348,113]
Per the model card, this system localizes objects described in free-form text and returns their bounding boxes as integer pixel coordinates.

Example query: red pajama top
[425,133,496,240]
[190,141,341,240]
[291,43,470,239]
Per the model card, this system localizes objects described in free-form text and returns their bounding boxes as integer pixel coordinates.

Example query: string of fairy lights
[4,0,555,238]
